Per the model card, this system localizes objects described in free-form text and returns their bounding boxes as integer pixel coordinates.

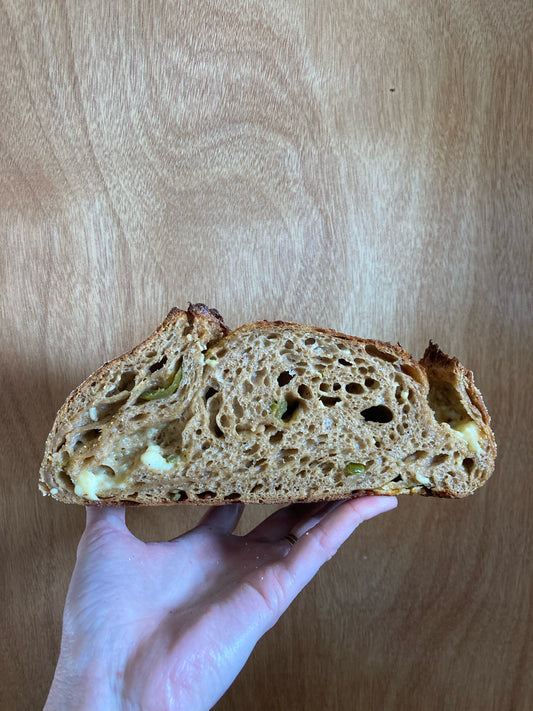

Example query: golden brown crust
[187,302,229,335]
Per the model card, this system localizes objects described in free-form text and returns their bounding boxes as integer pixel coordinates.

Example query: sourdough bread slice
[39,305,496,505]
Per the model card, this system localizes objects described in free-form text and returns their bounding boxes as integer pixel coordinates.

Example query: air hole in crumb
[232,397,244,419]
[149,355,168,373]
[319,383,330,392]
[278,371,295,386]
[346,382,364,395]
[401,362,424,384]
[320,396,341,407]
[392,475,402,482]
[338,358,353,366]
[84,463,115,478]
[72,429,101,450]
[90,399,125,421]
[431,453,449,465]
[83,429,102,442]
[251,483,263,493]
[298,384,312,399]
[333,383,341,391]
[171,490,188,501]
[317,357,335,365]
[58,450,69,465]
[462,457,475,473]
[107,371,136,396]
[224,492,241,500]
[364,344,398,363]
[245,442,261,455]
[252,368,267,384]
[280,448,299,458]
[365,378,378,389]
[198,491,216,500]
[361,405,393,423]
[284,340,294,350]
[204,387,218,401]
[403,450,427,463]
[281,396,301,422]
[207,394,224,437]
[270,431,284,444]
[304,337,316,345]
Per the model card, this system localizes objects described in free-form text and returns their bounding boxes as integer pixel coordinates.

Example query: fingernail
[380,496,398,511]
[374,496,398,513]
[358,496,398,520]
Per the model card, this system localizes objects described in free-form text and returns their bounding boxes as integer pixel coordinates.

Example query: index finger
[285,496,397,583]
[257,496,397,619]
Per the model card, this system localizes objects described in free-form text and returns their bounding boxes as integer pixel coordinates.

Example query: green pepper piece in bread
[270,400,288,419]
[346,462,365,475]
[140,366,183,401]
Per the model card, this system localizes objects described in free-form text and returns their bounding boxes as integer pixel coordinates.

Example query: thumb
[85,504,127,531]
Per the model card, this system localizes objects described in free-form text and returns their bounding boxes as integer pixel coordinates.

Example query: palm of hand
[59,497,396,711]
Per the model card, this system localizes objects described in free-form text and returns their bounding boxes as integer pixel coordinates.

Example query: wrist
[44,635,126,711]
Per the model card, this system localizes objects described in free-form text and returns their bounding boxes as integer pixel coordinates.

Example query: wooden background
[1,1,531,709]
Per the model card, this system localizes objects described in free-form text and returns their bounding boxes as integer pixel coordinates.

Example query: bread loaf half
[39,304,496,505]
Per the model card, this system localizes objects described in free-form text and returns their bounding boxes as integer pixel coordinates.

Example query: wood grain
[1,1,532,709]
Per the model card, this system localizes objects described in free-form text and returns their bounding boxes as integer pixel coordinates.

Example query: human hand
[45,496,397,711]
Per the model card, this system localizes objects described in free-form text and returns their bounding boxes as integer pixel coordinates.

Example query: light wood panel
[1,1,531,709]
